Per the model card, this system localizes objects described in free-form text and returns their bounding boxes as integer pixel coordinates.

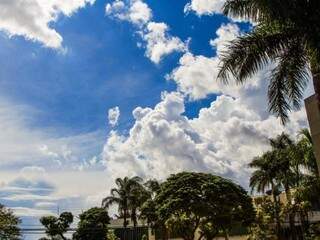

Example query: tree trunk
[285,186,296,240]
[222,228,229,240]
[59,233,67,240]
[132,208,137,227]
[124,209,128,228]
[312,71,320,175]
[271,182,281,237]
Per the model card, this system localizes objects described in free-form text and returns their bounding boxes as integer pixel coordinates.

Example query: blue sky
[0,0,313,239]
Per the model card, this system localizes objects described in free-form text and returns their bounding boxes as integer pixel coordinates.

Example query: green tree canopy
[73,207,110,240]
[40,212,73,240]
[154,172,255,240]
[0,204,20,240]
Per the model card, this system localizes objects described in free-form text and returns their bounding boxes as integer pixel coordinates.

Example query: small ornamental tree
[0,204,20,240]
[154,172,255,240]
[40,212,73,240]
[73,207,110,240]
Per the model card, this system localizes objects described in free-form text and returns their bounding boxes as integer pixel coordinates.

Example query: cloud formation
[102,23,312,186]
[167,23,253,100]
[108,106,120,127]
[143,22,187,63]
[0,97,104,171]
[105,0,187,63]
[106,0,152,26]
[103,92,308,186]
[184,0,225,16]
[0,0,95,49]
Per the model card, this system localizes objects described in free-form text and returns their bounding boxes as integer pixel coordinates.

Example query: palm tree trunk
[271,182,281,237]
[285,186,296,240]
[222,227,229,240]
[59,233,67,240]
[124,209,128,228]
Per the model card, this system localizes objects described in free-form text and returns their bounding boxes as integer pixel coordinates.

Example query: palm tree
[249,151,282,233]
[269,133,300,238]
[218,0,320,124]
[298,128,319,176]
[102,176,142,228]
[128,183,149,227]
[269,134,295,200]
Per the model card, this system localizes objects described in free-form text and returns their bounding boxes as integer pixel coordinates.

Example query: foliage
[40,212,73,240]
[106,230,119,240]
[218,0,320,123]
[102,176,144,227]
[249,130,319,239]
[0,204,21,240]
[73,207,110,240]
[154,172,255,240]
[198,221,218,240]
[248,197,278,240]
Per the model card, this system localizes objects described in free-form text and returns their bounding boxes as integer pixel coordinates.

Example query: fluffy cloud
[105,0,187,63]
[108,106,120,127]
[105,0,152,27]
[102,22,312,186]
[184,0,225,16]
[103,91,308,186]
[0,0,95,49]
[143,22,187,64]
[210,23,240,55]
[167,23,255,100]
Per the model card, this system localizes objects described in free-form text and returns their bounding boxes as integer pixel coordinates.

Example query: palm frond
[299,128,313,144]
[218,26,294,84]
[102,196,120,208]
[223,0,300,22]
[268,41,309,123]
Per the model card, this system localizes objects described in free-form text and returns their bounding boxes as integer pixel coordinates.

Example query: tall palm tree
[218,0,320,124]
[128,183,149,227]
[269,133,300,239]
[269,134,295,199]
[102,176,142,228]
[249,151,282,233]
[298,128,319,176]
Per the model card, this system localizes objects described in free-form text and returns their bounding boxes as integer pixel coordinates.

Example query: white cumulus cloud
[143,22,187,64]
[108,106,120,127]
[102,91,309,186]
[101,22,313,186]
[105,0,187,63]
[167,23,254,100]
[0,0,95,49]
[184,0,225,16]
[105,0,152,27]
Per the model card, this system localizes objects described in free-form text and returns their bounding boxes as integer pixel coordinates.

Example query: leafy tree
[73,207,110,240]
[106,230,119,240]
[154,172,255,240]
[198,222,219,240]
[218,0,320,124]
[40,212,73,240]
[248,197,277,240]
[144,179,160,197]
[249,151,282,235]
[0,204,20,240]
[102,176,143,228]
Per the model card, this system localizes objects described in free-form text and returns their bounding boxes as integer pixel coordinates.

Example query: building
[305,94,320,174]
